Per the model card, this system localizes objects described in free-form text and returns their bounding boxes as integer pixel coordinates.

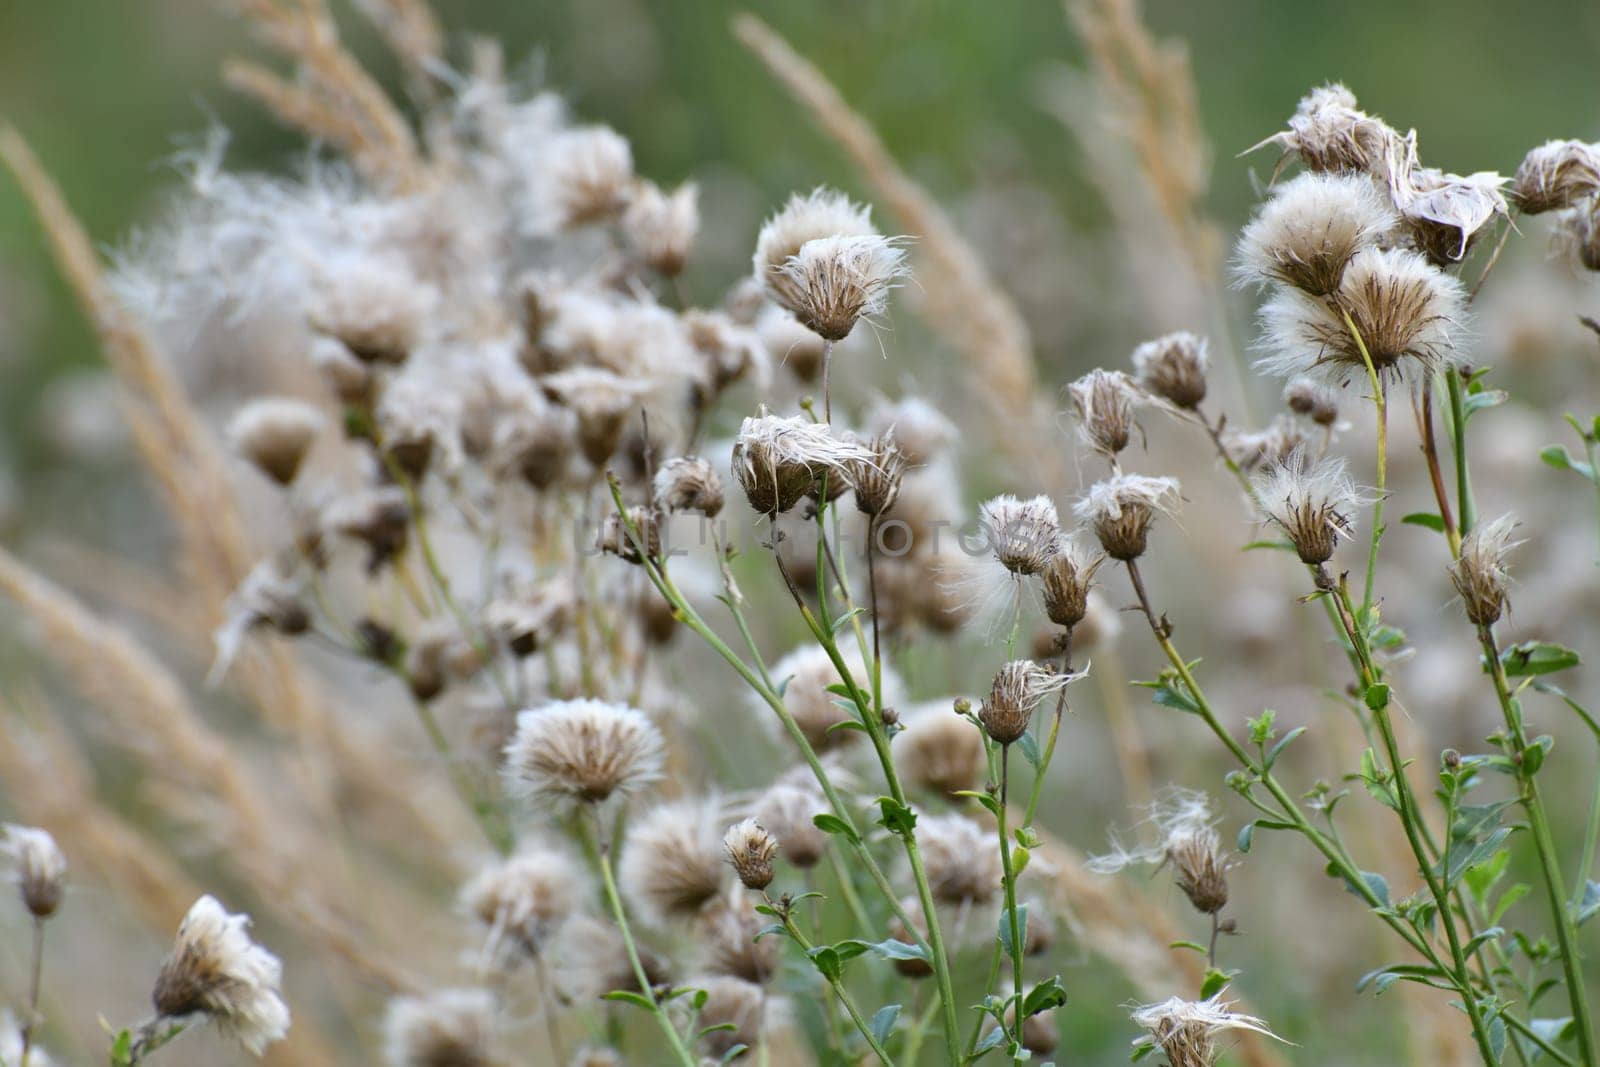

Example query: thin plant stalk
[1340,307,1387,614]
[21,916,44,1063]
[997,745,1026,1061]
[770,896,895,1065]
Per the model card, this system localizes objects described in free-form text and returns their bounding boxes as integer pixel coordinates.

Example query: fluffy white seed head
[502,700,666,809]
[460,846,584,967]
[1255,450,1371,566]
[1235,173,1397,295]
[723,818,780,891]
[1449,513,1521,626]
[918,814,1003,906]
[151,895,291,1055]
[978,494,1061,577]
[227,398,325,486]
[770,234,908,342]
[753,187,877,285]
[765,643,901,752]
[383,989,497,1067]
[863,395,959,466]
[623,180,699,276]
[1253,83,1399,175]
[618,796,728,926]
[1091,791,1233,914]
[1131,992,1282,1067]
[754,782,829,869]
[732,412,875,516]
[1074,476,1181,561]
[1067,369,1142,455]
[1131,332,1211,410]
[979,659,1080,745]
[308,260,429,365]
[541,125,635,229]
[1040,535,1104,630]
[1510,140,1600,215]
[895,701,986,798]
[1390,161,1509,265]
[3,824,67,918]
[1256,247,1466,388]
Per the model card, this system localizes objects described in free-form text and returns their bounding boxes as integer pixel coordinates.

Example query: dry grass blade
[224,58,397,180]
[732,12,1052,477]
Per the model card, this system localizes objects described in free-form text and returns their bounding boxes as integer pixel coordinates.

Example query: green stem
[1340,307,1386,615]
[589,815,698,1067]
[1482,628,1597,1066]
[997,747,1025,1062]
[776,900,895,1065]
[410,691,512,854]
[1023,634,1072,829]
[1446,370,1476,537]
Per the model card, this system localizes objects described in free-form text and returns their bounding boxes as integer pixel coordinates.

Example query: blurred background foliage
[4,0,1599,488]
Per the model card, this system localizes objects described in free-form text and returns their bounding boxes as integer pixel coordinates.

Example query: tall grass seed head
[227,397,325,486]
[1234,173,1396,296]
[1509,139,1600,214]
[1256,247,1466,388]
[1067,369,1143,455]
[502,699,665,809]
[723,818,779,891]
[1075,475,1181,561]
[152,895,290,1055]
[1449,513,1521,626]
[3,824,66,918]
[1131,331,1211,410]
[383,989,496,1067]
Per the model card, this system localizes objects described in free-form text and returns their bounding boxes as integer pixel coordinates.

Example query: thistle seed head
[502,699,665,809]
[1235,173,1396,296]
[1067,369,1142,455]
[618,796,728,926]
[460,846,583,966]
[1254,83,1399,175]
[978,494,1062,576]
[1255,450,1370,566]
[732,412,873,517]
[1075,475,1181,561]
[698,894,780,983]
[895,702,986,798]
[623,180,699,276]
[1283,377,1340,426]
[754,782,829,869]
[653,456,725,517]
[1131,992,1281,1067]
[979,659,1077,745]
[849,431,908,517]
[1040,537,1104,629]
[151,895,291,1055]
[1509,139,1600,215]
[753,187,876,294]
[543,125,635,229]
[723,818,779,891]
[382,989,496,1067]
[1131,332,1211,410]
[227,398,324,486]
[919,814,1003,907]
[3,825,66,919]
[772,234,908,342]
[1449,513,1521,626]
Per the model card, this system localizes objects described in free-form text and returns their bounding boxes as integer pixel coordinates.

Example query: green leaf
[1237,818,1295,853]
[1021,976,1068,1018]
[830,607,866,636]
[1364,683,1391,711]
[998,904,1029,957]
[1401,512,1447,532]
[1576,881,1600,926]
[1169,939,1208,954]
[868,1004,901,1047]
[1241,539,1297,552]
[807,945,845,982]
[1018,730,1042,771]
[602,990,658,1011]
[974,1026,1007,1056]
[1149,678,1201,716]
[1264,727,1306,770]
[876,797,918,837]
[1489,1014,1508,1062]
[1462,926,1505,957]
[1199,968,1233,1000]
[1359,748,1401,812]
[811,813,860,844]
[837,938,932,964]
[1491,883,1532,924]
[1498,641,1581,678]
[1540,444,1596,479]
[718,1044,750,1065]
[1356,963,1451,995]
[1341,868,1390,908]
[954,789,1003,819]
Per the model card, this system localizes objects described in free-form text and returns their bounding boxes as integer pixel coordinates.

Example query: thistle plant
[4,4,1600,1067]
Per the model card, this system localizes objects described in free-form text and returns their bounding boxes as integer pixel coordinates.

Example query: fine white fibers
[1234,173,1397,295]
[152,895,290,1054]
[502,700,666,809]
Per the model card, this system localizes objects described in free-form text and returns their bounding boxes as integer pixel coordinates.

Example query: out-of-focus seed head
[1131,332,1211,410]
[1509,140,1600,215]
[3,825,66,918]
[1090,791,1232,916]
[1256,450,1369,566]
[382,989,496,1067]
[732,412,873,517]
[544,126,635,229]
[502,700,665,809]
[1067,369,1141,455]
[654,456,724,517]
[978,494,1062,576]
[460,846,583,966]
[152,895,291,1055]
[323,486,410,574]
[755,782,830,869]
[227,398,324,486]
[1071,590,1122,654]
[1555,203,1600,272]
[698,895,780,984]
[311,336,374,406]
[1253,83,1400,175]
[753,187,876,296]
[1235,173,1396,296]
[683,309,770,397]
[765,644,897,752]
[541,367,646,467]
[1222,416,1311,475]
[1074,475,1181,561]
[770,234,908,342]
[1390,162,1509,266]
[1449,514,1521,626]
[755,304,828,383]
[723,818,779,891]
[691,975,768,1058]
[599,506,662,565]
[1131,992,1282,1067]
[309,261,428,365]
[623,180,699,276]
[895,702,986,798]
[1283,377,1340,426]
[1041,537,1104,629]
[919,814,1003,906]
[979,659,1077,745]
[485,582,574,659]
[494,405,577,490]
[863,395,958,466]
[849,431,907,517]
[1257,247,1466,388]
[618,796,728,926]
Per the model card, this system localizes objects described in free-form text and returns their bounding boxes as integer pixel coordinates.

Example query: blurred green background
[4,0,1599,489]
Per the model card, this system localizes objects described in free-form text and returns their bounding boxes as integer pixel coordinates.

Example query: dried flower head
[227,398,324,486]
[543,125,635,228]
[896,702,986,797]
[691,975,768,1058]
[599,506,662,564]
[624,180,699,276]
[1255,450,1370,566]
[849,431,908,517]
[1068,369,1143,455]
[1283,377,1340,426]
[383,989,496,1067]
[1449,513,1521,626]
[770,234,908,342]
[1391,164,1509,265]
[619,796,728,926]
[1072,590,1123,654]
[1132,332,1211,410]
[979,494,1062,576]
[654,456,725,517]
[1253,83,1398,175]
[324,486,410,574]
[698,895,780,983]
[1075,475,1181,561]
[980,659,1077,745]
[919,814,1003,906]
[1555,202,1600,271]
[1509,139,1600,214]
[1221,416,1311,475]
[1131,992,1282,1067]
[151,895,290,1055]
[863,395,958,466]
[1041,537,1104,630]
[461,846,583,966]
[3,824,66,919]
[210,556,309,683]
[1090,790,1232,916]
[1235,173,1396,296]
[732,412,873,516]
[754,783,829,869]
[503,700,665,809]
[1257,248,1466,387]
[540,366,647,467]
[753,187,877,297]
[723,818,780,891]
[309,262,428,365]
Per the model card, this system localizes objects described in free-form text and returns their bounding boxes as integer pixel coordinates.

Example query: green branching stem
[997,747,1026,1062]
[1340,307,1387,614]
[772,898,895,1065]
